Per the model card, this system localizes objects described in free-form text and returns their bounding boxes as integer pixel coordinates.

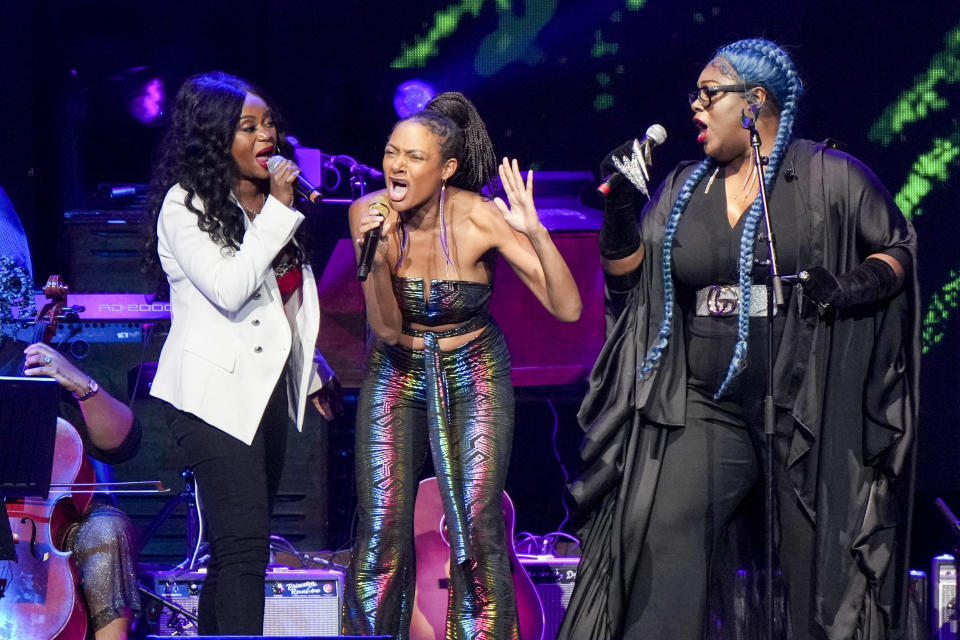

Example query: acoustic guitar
[409,476,544,640]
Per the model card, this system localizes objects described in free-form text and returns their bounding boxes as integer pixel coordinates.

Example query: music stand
[0,376,60,560]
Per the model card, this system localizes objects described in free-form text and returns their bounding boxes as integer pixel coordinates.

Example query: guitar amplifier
[935,555,958,639]
[143,568,343,637]
[61,207,154,292]
[519,556,579,640]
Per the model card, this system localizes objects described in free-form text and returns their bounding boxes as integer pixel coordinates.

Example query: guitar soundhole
[438,514,450,547]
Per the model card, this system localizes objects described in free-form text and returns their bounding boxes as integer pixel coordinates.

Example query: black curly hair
[146,71,297,265]
[402,91,499,196]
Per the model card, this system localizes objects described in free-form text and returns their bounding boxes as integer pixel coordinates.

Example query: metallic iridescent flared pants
[343,324,520,640]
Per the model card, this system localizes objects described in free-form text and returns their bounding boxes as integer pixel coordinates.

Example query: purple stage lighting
[129,77,165,125]
[393,79,436,118]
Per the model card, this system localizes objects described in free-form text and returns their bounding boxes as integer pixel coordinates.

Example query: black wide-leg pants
[623,314,817,640]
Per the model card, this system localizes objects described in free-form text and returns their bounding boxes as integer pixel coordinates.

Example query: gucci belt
[694,284,776,317]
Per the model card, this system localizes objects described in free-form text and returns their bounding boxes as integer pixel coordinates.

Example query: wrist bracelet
[73,378,100,401]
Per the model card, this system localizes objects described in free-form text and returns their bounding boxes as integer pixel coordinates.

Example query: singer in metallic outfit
[342,92,582,640]
[559,39,919,639]
[148,72,336,635]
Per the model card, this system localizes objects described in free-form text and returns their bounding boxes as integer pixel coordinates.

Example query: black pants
[623,314,817,639]
[164,376,288,635]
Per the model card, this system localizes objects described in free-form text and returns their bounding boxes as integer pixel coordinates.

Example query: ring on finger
[43,355,52,364]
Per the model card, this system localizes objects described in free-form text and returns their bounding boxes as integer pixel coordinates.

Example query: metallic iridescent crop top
[393,276,492,338]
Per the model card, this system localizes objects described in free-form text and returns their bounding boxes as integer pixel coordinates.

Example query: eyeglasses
[688,84,752,109]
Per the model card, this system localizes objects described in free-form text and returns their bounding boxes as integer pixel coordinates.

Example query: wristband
[73,378,100,401]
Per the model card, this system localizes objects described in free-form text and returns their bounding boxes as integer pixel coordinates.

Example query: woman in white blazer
[148,71,332,635]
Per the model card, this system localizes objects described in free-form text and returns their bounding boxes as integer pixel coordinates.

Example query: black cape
[559,140,920,639]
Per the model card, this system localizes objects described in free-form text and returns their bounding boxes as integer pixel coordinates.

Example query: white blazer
[150,184,324,445]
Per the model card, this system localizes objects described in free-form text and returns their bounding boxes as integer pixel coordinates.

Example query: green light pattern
[870,19,960,355]
[594,93,614,111]
[391,0,486,69]
[391,0,559,74]
[922,270,960,353]
[593,4,648,112]
[591,29,619,58]
[893,135,960,218]
[392,2,645,116]
[474,0,556,76]
[868,25,960,146]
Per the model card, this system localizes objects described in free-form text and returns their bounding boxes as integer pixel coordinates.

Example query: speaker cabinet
[143,568,343,637]
[61,208,153,292]
[935,555,958,639]
[519,556,579,640]
[515,557,928,640]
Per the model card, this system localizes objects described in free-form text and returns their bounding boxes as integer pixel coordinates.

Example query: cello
[1,275,94,640]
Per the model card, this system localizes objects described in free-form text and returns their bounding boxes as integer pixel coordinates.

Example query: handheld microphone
[356,198,389,281]
[597,124,667,196]
[267,155,323,204]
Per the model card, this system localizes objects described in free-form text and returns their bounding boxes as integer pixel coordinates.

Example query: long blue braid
[639,158,713,378]
[639,39,803,399]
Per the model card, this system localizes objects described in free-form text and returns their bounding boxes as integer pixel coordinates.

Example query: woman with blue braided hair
[559,39,918,639]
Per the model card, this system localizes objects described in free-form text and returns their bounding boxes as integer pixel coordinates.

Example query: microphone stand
[935,497,960,567]
[741,105,785,640]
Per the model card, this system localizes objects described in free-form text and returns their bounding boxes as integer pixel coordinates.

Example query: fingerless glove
[799,257,900,310]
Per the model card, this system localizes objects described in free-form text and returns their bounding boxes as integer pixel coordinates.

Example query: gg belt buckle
[707,285,739,317]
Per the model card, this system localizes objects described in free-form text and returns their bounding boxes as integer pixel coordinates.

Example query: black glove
[798,257,900,310]
[599,139,641,260]
[600,139,641,206]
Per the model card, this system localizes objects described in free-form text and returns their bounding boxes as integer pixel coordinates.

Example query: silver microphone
[266,155,323,204]
[597,124,668,196]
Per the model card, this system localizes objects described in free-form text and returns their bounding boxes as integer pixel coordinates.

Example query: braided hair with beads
[638,38,804,397]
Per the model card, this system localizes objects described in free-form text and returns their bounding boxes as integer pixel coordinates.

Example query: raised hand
[493,157,544,236]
